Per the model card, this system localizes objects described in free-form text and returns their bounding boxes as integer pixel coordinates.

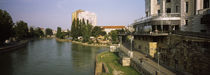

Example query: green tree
[86,21,93,39]
[92,26,104,37]
[29,27,35,38]
[77,18,82,36]
[81,19,87,42]
[45,28,53,37]
[56,27,66,39]
[56,27,62,38]
[67,29,70,37]
[71,19,76,40]
[100,31,106,36]
[109,30,118,44]
[34,27,44,37]
[0,9,14,45]
[14,21,29,40]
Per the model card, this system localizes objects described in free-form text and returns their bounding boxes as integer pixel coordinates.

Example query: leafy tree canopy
[45,28,53,36]
[92,26,105,37]
[14,20,29,40]
[0,9,14,45]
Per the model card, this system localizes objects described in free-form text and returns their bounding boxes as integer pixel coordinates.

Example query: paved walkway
[119,44,175,75]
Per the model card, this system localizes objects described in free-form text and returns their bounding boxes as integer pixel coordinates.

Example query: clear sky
[0,0,145,30]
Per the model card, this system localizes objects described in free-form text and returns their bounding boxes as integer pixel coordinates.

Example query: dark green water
[0,39,108,75]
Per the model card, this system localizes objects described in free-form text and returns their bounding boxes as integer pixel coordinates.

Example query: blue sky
[0,0,145,30]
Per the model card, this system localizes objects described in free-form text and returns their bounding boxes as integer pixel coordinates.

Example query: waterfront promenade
[119,44,175,75]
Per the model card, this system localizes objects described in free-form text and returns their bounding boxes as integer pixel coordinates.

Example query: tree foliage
[56,27,67,39]
[45,28,53,36]
[71,19,77,40]
[56,27,62,38]
[34,27,44,37]
[29,27,35,37]
[81,19,93,42]
[71,18,93,42]
[13,21,29,40]
[91,26,105,37]
[109,30,119,44]
[0,9,14,45]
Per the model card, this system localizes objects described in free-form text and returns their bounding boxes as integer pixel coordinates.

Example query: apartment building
[72,9,97,26]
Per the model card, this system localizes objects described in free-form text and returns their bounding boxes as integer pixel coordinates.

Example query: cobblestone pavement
[119,45,175,75]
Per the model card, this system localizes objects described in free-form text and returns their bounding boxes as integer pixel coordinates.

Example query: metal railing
[134,31,169,36]
[197,8,210,15]
[134,13,181,24]
[172,31,210,38]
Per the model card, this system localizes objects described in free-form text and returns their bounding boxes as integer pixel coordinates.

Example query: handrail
[197,8,210,15]
[172,31,210,39]
[134,13,180,24]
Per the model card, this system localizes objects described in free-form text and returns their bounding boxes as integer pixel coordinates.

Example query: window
[158,10,161,16]
[204,0,209,8]
[186,2,189,13]
[176,6,179,13]
[166,0,171,3]
[185,20,188,26]
[166,8,171,13]
[157,0,160,4]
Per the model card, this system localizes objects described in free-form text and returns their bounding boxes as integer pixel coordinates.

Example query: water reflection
[0,39,108,75]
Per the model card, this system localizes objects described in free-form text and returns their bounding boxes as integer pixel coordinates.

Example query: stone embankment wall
[157,35,210,75]
[0,40,28,53]
[130,34,210,75]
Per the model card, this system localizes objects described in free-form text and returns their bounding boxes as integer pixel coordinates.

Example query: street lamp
[130,36,134,51]
[158,51,160,74]
[129,35,134,58]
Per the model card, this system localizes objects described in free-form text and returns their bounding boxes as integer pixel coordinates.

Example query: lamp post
[158,52,160,74]
[129,35,134,58]
[130,36,134,51]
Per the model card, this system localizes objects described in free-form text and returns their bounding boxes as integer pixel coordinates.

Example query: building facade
[181,0,210,33]
[100,26,125,34]
[119,0,210,74]
[72,9,84,22]
[134,0,181,35]
[72,9,97,26]
[134,0,210,34]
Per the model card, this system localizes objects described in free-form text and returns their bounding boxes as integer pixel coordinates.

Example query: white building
[100,26,125,34]
[134,0,210,34]
[78,11,97,26]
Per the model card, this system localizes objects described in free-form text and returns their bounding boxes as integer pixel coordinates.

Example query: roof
[101,26,125,29]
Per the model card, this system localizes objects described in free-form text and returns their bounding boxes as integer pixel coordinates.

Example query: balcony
[134,31,169,36]
[172,31,210,39]
[197,8,210,15]
[134,13,181,24]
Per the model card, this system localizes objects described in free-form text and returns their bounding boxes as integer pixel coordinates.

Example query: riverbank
[0,40,28,53]
[71,41,109,47]
[56,38,109,47]
[95,51,139,75]
[56,38,72,42]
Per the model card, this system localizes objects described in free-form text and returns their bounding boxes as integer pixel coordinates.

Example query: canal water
[0,39,108,75]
